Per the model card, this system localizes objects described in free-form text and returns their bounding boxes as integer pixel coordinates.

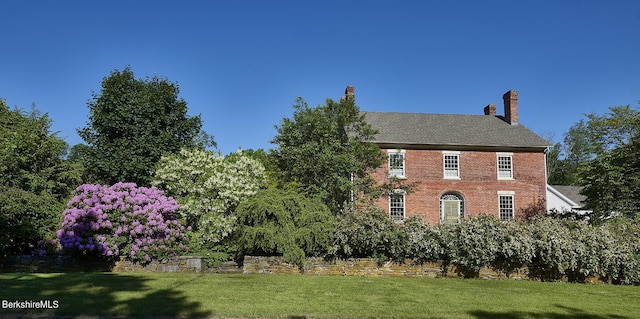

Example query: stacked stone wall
[242,256,529,280]
[1,255,601,283]
[0,255,242,274]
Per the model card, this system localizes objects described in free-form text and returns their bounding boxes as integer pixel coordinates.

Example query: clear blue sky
[1,1,639,155]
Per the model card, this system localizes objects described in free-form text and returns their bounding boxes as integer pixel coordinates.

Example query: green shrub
[331,205,405,263]
[403,216,440,264]
[0,186,62,256]
[602,217,640,284]
[492,220,534,277]
[331,209,640,284]
[446,215,503,277]
[234,188,335,270]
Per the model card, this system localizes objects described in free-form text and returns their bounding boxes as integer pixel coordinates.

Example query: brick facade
[356,87,549,224]
[371,149,547,224]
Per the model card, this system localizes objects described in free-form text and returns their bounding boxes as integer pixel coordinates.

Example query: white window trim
[388,149,406,179]
[497,152,514,180]
[389,190,406,221]
[442,151,460,180]
[498,191,515,220]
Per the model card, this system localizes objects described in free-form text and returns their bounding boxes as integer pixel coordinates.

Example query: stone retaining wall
[1,255,525,279]
[2,255,597,283]
[242,256,529,280]
[0,255,242,274]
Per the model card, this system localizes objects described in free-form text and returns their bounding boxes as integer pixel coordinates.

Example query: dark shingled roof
[549,185,587,207]
[362,111,550,150]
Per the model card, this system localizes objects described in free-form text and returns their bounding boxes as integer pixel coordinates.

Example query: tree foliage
[559,104,640,186]
[0,100,83,199]
[152,148,266,249]
[0,99,83,256]
[270,91,384,213]
[580,133,640,219]
[234,188,335,269]
[0,186,62,256]
[78,67,214,186]
[546,142,567,185]
[551,104,640,220]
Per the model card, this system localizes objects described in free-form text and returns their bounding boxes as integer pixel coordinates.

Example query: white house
[546,184,591,215]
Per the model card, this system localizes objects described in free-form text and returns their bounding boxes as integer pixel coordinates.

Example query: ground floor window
[389,192,405,221]
[499,194,514,220]
[440,192,464,224]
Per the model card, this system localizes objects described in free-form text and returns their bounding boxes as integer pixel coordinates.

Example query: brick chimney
[345,86,355,96]
[341,85,355,102]
[503,90,518,125]
[483,104,496,116]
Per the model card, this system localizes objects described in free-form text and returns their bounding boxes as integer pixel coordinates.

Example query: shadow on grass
[0,273,211,318]
[469,304,631,319]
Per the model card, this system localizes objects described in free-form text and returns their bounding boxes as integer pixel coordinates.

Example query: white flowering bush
[445,215,503,277]
[331,205,405,263]
[330,210,640,284]
[403,216,441,263]
[565,220,614,282]
[152,148,266,248]
[525,217,575,281]
[603,217,640,284]
[492,220,534,277]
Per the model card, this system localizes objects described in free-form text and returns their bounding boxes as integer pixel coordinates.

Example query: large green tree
[0,100,83,199]
[78,67,214,186]
[557,104,640,220]
[0,99,83,256]
[270,89,384,213]
[580,133,640,220]
[559,105,640,186]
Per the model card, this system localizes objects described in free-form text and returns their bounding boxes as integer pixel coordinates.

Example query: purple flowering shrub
[57,183,189,264]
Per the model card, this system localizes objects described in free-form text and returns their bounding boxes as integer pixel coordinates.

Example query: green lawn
[1,273,639,319]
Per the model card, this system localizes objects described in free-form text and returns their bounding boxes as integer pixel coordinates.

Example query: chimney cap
[345,86,355,95]
[503,89,518,98]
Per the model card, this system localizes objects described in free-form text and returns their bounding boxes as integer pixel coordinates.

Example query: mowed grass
[1,272,639,319]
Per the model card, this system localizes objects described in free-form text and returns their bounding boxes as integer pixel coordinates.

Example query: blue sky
[1,1,639,155]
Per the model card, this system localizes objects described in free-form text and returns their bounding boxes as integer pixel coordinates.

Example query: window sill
[443,176,461,180]
[497,177,514,181]
[389,175,407,180]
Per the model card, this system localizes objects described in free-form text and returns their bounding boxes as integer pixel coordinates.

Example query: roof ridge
[361,110,488,117]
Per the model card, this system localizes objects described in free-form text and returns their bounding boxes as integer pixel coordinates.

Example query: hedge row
[332,207,640,285]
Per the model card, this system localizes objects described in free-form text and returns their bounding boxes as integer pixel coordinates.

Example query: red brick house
[358,88,550,224]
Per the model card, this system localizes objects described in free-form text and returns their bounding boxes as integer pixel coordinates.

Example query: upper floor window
[498,192,514,220]
[388,150,405,178]
[443,151,460,179]
[497,153,513,179]
[389,191,405,221]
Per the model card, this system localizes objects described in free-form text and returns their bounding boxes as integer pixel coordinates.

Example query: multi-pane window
[440,192,465,224]
[443,153,460,178]
[389,192,405,221]
[497,154,513,179]
[499,195,514,220]
[388,151,405,178]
